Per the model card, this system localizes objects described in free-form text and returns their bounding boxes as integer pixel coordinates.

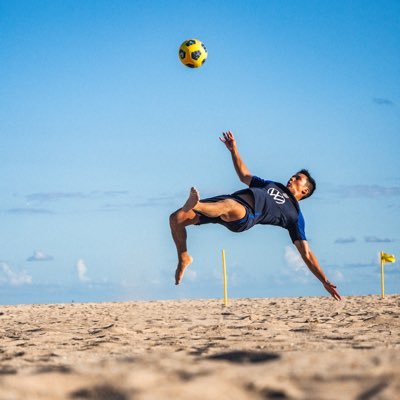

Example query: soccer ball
[179,39,208,68]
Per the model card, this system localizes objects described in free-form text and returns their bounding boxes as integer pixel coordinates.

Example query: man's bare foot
[175,254,193,285]
[182,187,200,212]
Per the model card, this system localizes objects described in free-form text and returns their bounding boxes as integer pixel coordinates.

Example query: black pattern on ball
[201,43,207,53]
[186,64,195,68]
[191,50,201,61]
[185,40,196,46]
[179,49,186,59]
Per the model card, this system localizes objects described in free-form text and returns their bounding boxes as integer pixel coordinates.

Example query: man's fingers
[324,282,342,301]
[330,290,338,300]
[331,289,341,301]
[220,132,230,142]
[220,131,235,146]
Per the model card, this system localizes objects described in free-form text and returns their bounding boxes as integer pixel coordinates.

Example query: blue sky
[1,0,399,304]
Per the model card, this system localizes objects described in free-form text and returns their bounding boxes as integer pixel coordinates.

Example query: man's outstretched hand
[323,281,342,301]
[219,131,236,152]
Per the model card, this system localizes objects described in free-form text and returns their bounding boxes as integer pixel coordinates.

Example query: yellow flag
[381,252,396,263]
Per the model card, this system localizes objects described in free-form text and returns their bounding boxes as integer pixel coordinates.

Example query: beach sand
[1,295,399,399]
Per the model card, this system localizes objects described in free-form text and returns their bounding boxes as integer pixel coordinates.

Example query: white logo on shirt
[267,188,286,204]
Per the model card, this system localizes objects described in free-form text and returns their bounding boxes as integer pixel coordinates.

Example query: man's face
[286,173,309,199]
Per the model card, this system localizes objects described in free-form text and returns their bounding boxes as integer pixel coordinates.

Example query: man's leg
[183,187,247,222]
[169,206,199,285]
[170,187,247,285]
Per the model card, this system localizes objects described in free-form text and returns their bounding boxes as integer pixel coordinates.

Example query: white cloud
[373,98,395,106]
[335,237,357,244]
[284,246,308,274]
[332,184,400,199]
[25,190,129,202]
[330,270,345,282]
[185,269,198,282]
[365,236,395,243]
[1,262,32,286]
[76,259,90,282]
[27,250,54,262]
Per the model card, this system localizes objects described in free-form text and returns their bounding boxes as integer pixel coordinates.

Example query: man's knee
[169,209,188,225]
[170,208,198,226]
[169,210,180,226]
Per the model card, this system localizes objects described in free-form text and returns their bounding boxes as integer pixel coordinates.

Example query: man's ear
[302,187,310,196]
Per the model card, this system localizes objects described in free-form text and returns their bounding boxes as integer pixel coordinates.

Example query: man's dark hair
[297,169,316,200]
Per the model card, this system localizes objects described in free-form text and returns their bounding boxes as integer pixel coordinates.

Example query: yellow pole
[222,249,228,306]
[380,251,385,299]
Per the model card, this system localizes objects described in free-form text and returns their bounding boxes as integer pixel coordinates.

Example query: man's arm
[294,240,342,300]
[219,131,252,186]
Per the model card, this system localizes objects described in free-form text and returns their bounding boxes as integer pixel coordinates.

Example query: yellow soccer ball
[179,39,208,68]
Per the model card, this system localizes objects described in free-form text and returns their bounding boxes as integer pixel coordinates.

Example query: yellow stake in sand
[222,249,228,306]
[380,251,385,299]
[380,251,396,299]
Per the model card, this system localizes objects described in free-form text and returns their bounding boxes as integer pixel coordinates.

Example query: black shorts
[194,194,256,233]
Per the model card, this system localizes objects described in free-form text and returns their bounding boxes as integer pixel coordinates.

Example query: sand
[1,295,399,399]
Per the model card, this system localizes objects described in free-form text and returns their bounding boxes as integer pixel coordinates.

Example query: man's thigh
[219,199,247,222]
[195,195,254,232]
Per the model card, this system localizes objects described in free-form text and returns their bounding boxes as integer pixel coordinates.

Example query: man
[169,131,341,300]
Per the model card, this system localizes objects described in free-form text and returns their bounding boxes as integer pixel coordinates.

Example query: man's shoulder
[250,176,275,188]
